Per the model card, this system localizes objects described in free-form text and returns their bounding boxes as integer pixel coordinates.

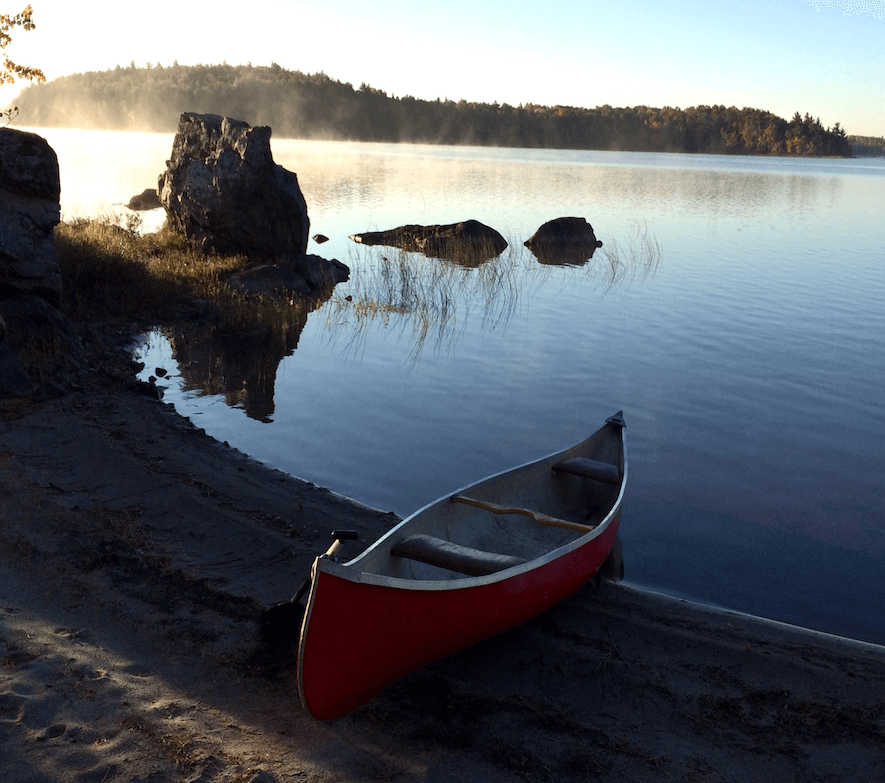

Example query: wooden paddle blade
[259,600,305,646]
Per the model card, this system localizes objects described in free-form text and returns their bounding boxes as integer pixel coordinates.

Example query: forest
[847,135,885,157]
[15,62,866,157]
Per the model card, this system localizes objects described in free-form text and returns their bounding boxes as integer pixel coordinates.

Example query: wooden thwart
[391,534,527,576]
[552,457,620,486]
[451,495,595,533]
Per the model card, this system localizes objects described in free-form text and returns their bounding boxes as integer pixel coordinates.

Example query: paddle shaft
[451,495,594,533]
[259,529,362,644]
[288,532,356,602]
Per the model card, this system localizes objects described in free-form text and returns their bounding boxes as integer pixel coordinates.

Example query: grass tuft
[323,226,660,361]
[54,214,316,334]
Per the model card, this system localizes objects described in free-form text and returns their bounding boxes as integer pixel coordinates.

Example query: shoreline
[2,379,884,782]
[615,582,885,657]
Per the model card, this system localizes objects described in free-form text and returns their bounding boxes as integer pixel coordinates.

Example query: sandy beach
[2,366,884,782]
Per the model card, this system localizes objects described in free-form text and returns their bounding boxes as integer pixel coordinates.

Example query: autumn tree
[1,5,45,85]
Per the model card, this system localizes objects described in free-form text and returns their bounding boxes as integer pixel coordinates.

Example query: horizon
[2,1,883,137]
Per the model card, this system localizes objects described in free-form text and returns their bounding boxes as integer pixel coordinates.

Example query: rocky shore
[2,366,884,783]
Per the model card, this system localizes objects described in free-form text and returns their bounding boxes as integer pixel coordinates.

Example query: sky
[2,0,883,136]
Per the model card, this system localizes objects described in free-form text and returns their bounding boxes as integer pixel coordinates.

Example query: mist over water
[35,127,885,645]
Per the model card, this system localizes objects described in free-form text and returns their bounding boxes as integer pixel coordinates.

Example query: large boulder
[158,113,310,258]
[350,220,507,264]
[524,217,603,265]
[0,128,80,398]
[0,128,63,302]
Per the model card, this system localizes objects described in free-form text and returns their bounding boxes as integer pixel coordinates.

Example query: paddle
[451,495,596,532]
[259,529,359,646]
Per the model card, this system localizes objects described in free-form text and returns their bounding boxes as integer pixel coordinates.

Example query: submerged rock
[227,264,312,296]
[350,220,507,264]
[524,217,603,265]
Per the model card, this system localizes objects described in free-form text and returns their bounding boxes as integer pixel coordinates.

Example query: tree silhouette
[15,62,855,157]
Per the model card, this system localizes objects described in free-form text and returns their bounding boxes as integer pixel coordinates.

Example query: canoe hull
[297,413,627,720]
[299,514,619,720]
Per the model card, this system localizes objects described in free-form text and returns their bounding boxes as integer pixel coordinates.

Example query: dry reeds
[54,214,313,335]
[323,224,661,361]
[324,242,527,360]
[596,220,662,286]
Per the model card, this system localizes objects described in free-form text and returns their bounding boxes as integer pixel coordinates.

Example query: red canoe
[297,411,628,720]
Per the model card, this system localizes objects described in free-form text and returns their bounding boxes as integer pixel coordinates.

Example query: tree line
[846,135,885,157]
[16,62,858,157]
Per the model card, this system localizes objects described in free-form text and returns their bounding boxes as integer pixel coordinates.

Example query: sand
[2,377,884,782]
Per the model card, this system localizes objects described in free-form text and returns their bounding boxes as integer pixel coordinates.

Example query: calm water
[32,127,885,645]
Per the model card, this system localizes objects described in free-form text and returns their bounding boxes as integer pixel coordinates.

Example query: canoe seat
[391,534,527,577]
[552,457,620,486]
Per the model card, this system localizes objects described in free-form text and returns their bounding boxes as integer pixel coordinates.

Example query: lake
[30,126,885,645]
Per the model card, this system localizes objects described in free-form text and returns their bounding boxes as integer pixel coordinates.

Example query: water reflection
[526,243,600,266]
[153,287,330,421]
[100,137,885,644]
[168,315,307,422]
[274,140,852,242]
[140,222,661,419]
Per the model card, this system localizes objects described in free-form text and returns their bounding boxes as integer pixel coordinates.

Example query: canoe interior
[346,416,625,583]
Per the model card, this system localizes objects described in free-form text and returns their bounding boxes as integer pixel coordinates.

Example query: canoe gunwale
[314,417,627,592]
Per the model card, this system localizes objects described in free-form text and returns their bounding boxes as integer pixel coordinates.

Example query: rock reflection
[169,315,307,422]
[159,283,332,421]
[526,243,601,267]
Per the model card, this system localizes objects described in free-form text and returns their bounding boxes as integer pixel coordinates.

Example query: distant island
[15,62,881,157]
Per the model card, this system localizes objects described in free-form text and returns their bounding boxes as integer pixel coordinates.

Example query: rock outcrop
[158,113,348,297]
[0,128,82,398]
[126,187,162,211]
[524,217,603,265]
[0,128,63,302]
[225,255,349,297]
[350,220,507,264]
[158,113,310,258]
